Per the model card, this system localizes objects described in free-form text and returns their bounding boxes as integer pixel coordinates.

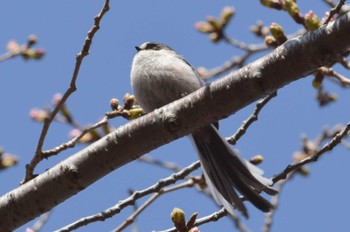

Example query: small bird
[130,42,277,217]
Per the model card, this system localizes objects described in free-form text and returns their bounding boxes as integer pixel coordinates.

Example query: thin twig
[223,34,267,52]
[263,123,348,231]
[324,0,346,24]
[0,36,37,63]
[227,92,277,145]
[22,0,110,184]
[157,207,249,232]
[264,123,350,231]
[113,180,196,232]
[262,172,296,232]
[272,121,350,184]
[55,161,201,232]
[41,116,109,157]
[200,53,250,79]
[195,208,248,232]
[321,67,350,86]
[200,35,268,79]
[138,155,182,172]
[201,28,305,80]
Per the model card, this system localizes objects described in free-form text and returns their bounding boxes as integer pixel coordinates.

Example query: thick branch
[1,12,350,231]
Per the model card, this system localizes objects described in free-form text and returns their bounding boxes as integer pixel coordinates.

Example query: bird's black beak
[135,46,141,52]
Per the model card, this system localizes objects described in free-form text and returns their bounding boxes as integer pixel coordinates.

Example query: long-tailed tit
[130,42,277,217]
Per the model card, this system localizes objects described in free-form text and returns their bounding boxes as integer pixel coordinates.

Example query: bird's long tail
[190,124,277,217]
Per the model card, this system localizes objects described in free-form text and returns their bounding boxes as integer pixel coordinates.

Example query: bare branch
[22,0,110,184]
[0,35,44,63]
[272,121,350,184]
[223,34,267,52]
[113,180,196,232]
[138,155,182,172]
[227,91,277,145]
[262,174,295,232]
[41,116,109,157]
[321,66,350,86]
[199,38,268,79]
[158,207,249,232]
[324,0,346,24]
[55,161,201,232]
[200,29,305,79]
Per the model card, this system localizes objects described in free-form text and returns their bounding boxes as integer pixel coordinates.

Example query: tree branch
[1,11,350,231]
[272,121,350,183]
[22,0,110,183]
[55,161,200,232]
[226,91,277,145]
[113,180,196,232]
[158,207,249,232]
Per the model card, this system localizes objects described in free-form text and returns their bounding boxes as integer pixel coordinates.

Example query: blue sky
[1,1,350,231]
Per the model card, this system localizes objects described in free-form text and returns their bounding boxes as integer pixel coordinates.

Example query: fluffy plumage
[131,42,277,217]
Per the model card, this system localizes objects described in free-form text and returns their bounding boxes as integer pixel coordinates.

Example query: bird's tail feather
[190,124,277,217]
